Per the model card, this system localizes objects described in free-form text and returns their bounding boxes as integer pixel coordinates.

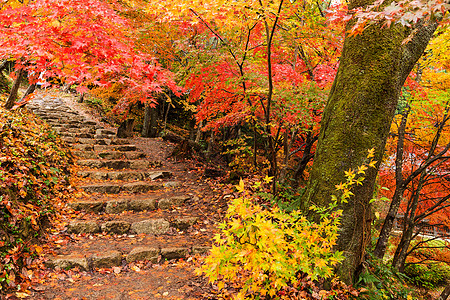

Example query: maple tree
[145,0,343,187]
[0,0,181,110]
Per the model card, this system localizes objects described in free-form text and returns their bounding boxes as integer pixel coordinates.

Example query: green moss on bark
[303,12,437,284]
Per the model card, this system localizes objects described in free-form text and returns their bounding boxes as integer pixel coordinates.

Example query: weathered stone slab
[105,200,129,213]
[158,196,189,209]
[162,181,180,188]
[96,129,116,135]
[161,247,189,260]
[126,247,159,263]
[98,151,123,160]
[124,152,146,160]
[73,151,98,159]
[101,221,131,234]
[170,217,198,230]
[48,256,89,271]
[77,170,108,180]
[148,171,172,180]
[77,133,94,139]
[192,246,211,255]
[128,198,157,212]
[91,251,122,268]
[122,182,162,193]
[131,219,170,235]
[81,183,121,194]
[106,171,145,181]
[110,138,130,145]
[72,144,94,151]
[67,221,100,234]
[68,201,105,213]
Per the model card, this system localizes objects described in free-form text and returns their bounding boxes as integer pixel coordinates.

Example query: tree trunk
[438,283,450,300]
[303,11,438,283]
[19,83,36,103]
[373,108,410,260]
[5,69,24,110]
[142,103,159,138]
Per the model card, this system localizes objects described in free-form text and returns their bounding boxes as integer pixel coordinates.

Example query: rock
[81,183,121,194]
[124,152,146,159]
[95,138,111,145]
[91,251,122,268]
[129,160,150,169]
[126,247,159,263]
[170,217,198,230]
[77,159,102,168]
[162,181,179,188]
[122,182,161,193]
[77,133,94,139]
[114,145,137,152]
[111,138,130,145]
[158,196,189,209]
[77,138,97,145]
[105,200,129,213]
[192,246,211,255]
[148,171,172,180]
[67,221,100,234]
[61,137,76,143]
[98,151,123,160]
[73,151,98,159]
[161,247,189,260]
[128,198,157,211]
[68,201,105,213]
[96,129,116,135]
[77,171,108,180]
[83,120,97,126]
[108,171,146,181]
[101,221,131,234]
[48,256,89,271]
[131,219,170,235]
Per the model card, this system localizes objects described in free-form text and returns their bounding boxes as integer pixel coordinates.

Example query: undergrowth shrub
[197,178,345,299]
[197,150,377,299]
[404,263,450,289]
[0,107,73,292]
[356,256,413,299]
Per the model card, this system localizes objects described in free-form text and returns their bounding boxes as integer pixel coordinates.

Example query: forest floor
[22,90,233,300]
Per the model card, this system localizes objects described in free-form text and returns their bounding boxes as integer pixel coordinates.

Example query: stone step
[66,137,131,146]
[66,215,198,235]
[69,195,190,213]
[96,128,116,135]
[71,144,139,152]
[46,244,210,271]
[77,170,171,181]
[93,144,138,152]
[73,150,146,160]
[77,159,161,170]
[79,181,178,194]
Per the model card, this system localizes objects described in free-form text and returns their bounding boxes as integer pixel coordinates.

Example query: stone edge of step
[45,245,211,271]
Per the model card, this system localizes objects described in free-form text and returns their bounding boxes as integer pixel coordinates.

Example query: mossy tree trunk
[303,5,438,283]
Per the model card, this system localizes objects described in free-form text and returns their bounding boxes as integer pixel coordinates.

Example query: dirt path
[24,90,225,300]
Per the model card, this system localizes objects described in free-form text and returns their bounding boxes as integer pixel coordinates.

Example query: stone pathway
[26,92,222,299]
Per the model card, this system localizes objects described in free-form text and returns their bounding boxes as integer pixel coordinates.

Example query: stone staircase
[27,93,215,297]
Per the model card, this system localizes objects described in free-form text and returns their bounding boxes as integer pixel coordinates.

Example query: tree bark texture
[303,10,438,283]
[5,69,24,110]
[438,283,450,300]
[373,108,410,260]
[142,103,159,138]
